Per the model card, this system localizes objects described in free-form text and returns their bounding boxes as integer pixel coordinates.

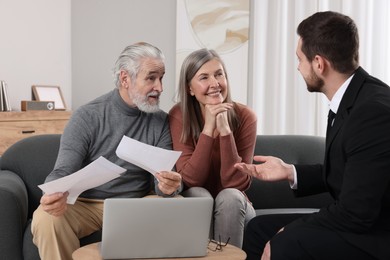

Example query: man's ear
[120,70,130,89]
[311,55,327,76]
[313,55,323,72]
[313,55,330,75]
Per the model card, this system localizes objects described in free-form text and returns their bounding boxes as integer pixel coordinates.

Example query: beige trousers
[31,198,105,260]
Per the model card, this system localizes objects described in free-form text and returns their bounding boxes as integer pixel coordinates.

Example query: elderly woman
[169,48,257,248]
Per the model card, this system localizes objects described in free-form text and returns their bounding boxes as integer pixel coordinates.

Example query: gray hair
[177,48,239,142]
[113,42,165,88]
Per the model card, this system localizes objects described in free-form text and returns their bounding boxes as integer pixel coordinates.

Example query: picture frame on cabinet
[32,85,66,110]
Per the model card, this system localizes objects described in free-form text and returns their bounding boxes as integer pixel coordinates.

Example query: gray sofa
[0,134,332,259]
[0,135,101,260]
[246,135,332,215]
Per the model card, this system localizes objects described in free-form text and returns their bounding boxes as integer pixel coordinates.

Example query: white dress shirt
[290,74,354,189]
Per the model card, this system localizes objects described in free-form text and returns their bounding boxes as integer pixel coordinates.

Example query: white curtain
[248,0,390,136]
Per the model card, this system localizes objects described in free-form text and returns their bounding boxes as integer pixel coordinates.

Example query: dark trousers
[243,214,376,260]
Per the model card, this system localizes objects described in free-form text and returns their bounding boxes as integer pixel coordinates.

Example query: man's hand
[234,156,294,183]
[156,171,182,195]
[40,192,69,217]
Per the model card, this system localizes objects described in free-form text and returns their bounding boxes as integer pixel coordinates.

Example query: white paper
[38,156,126,204]
[116,135,182,177]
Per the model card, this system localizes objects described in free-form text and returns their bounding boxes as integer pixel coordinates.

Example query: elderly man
[31,42,182,260]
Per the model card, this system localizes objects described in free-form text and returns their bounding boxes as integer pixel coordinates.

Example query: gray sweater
[45,89,176,199]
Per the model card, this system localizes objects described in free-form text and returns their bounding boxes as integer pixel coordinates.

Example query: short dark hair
[297,11,359,74]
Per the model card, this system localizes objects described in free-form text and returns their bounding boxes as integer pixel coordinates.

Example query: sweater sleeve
[169,105,215,187]
[219,104,257,191]
[169,103,257,191]
[45,108,94,183]
[153,114,183,196]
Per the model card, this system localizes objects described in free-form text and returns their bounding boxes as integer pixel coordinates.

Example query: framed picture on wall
[32,85,66,110]
[175,0,250,105]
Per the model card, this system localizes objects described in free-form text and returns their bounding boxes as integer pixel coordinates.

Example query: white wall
[71,0,177,112]
[2,0,388,129]
[0,0,176,113]
[0,0,71,111]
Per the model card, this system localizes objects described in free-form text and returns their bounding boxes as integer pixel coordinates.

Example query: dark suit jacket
[293,67,390,259]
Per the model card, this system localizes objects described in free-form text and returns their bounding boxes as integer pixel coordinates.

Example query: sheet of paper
[38,156,126,204]
[116,135,182,177]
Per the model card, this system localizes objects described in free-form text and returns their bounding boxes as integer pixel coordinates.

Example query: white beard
[133,91,160,113]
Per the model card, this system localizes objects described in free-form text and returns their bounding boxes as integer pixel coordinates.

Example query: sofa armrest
[0,170,29,260]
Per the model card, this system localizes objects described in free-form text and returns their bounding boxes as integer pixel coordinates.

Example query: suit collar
[326,67,368,147]
[329,75,353,114]
[336,67,368,114]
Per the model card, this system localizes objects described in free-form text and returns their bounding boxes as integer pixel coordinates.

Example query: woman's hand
[216,110,231,136]
[202,103,233,137]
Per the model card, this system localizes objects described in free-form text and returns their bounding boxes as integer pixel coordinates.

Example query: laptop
[101,197,213,259]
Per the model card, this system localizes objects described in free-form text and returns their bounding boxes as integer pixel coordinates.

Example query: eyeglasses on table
[208,235,231,252]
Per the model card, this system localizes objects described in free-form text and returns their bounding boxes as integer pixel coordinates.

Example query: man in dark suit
[235,11,390,260]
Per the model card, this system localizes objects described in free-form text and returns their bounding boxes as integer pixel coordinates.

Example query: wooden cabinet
[0,111,71,155]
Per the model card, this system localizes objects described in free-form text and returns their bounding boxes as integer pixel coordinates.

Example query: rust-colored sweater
[168,102,257,198]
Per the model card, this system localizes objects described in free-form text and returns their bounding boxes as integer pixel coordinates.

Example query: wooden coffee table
[72,242,246,260]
